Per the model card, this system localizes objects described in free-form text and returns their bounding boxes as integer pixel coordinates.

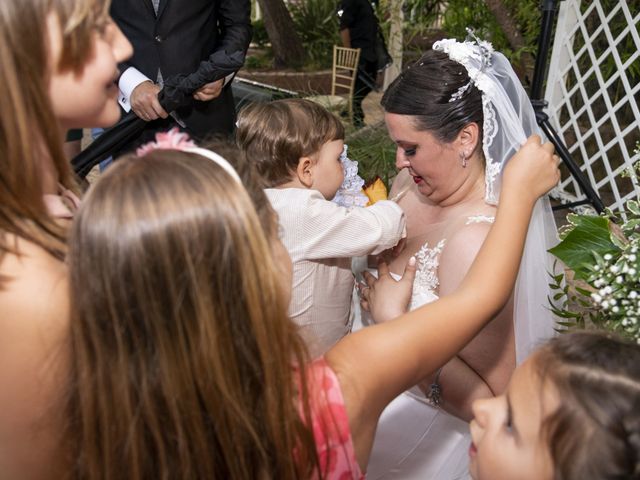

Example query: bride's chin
[417,184,436,199]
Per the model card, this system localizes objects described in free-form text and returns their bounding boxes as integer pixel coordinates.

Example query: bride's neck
[437,166,487,210]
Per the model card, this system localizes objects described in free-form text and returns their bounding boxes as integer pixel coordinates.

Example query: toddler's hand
[502,135,560,205]
[370,238,406,266]
[360,257,417,323]
[389,237,407,259]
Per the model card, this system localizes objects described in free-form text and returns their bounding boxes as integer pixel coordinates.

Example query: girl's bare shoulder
[0,237,68,339]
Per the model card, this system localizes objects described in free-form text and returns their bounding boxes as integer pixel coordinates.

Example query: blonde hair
[0,0,108,260]
[236,98,345,187]
[68,148,321,479]
[534,331,640,479]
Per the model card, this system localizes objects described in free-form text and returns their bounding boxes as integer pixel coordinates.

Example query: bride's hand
[360,256,417,323]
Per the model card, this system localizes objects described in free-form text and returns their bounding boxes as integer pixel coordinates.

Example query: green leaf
[627,200,640,215]
[557,320,579,327]
[553,309,582,319]
[622,219,640,234]
[548,215,620,280]
[575,287,593,297]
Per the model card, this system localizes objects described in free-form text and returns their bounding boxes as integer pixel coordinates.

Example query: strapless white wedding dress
[353,216,496,479]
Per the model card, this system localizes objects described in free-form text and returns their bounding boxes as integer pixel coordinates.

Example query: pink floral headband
[136,128,242,183]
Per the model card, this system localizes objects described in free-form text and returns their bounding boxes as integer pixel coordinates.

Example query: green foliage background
[289,0,341,69]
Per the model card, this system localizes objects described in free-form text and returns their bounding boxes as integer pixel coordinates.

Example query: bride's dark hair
[381,50,483,146]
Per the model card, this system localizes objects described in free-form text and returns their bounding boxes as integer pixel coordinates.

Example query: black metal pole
[529,0,606,213]
[530,0,558,102]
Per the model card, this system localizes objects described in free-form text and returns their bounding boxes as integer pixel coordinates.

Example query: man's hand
[131,81,168,121]
[193,79,224,102]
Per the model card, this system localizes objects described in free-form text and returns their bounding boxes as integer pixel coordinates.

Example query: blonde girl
[0,0,131,477]
[68,136,558,478]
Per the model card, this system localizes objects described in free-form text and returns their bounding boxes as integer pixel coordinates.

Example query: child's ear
[296,156,315,188]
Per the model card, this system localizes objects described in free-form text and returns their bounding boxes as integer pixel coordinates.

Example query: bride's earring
[459,151,468,168]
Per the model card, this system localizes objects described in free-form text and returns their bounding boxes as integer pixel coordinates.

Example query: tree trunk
[483,0,535,78]
[257,0,305,68]
[383,0,405,90]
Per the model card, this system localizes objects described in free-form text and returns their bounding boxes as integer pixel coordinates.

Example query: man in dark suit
[111,0,252,147]
[338,0,380,128]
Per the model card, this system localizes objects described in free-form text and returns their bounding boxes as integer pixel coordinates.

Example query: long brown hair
[68,149,320,479]
[534,331,640,479]
[0,0,108,260]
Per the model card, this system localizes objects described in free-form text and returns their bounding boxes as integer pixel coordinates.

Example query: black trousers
[352,59,378,126]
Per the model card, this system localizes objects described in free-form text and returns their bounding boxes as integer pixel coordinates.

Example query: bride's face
[385,112,471,204]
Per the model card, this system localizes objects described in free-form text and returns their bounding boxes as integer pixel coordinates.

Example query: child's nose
[471,398,489,428]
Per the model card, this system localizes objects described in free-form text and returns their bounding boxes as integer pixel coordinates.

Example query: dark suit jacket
[111,0,252,137]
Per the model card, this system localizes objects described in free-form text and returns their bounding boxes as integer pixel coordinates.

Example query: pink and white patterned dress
[301,358,364,480]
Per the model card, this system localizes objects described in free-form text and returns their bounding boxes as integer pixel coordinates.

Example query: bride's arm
[418,353,495,421]
[325,136,559,467]
[424,224,515,421]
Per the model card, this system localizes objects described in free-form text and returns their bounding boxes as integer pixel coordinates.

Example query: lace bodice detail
[408,215,495,311]
[466,214,495,225]
[409,239,446,310]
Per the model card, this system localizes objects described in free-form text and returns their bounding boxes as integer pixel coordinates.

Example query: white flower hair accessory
[433,29,494,104]
[332,144,369,208]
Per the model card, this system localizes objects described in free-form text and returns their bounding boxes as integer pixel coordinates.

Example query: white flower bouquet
[550,202,640,343]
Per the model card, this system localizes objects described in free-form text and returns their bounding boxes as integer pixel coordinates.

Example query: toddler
[236,98,405,357]
[469,331,640,480]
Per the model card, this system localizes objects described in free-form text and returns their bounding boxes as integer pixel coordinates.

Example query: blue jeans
[92,128,113,171]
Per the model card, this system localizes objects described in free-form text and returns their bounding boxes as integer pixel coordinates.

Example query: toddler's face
[468,356,558,480]
[311,139,345,200]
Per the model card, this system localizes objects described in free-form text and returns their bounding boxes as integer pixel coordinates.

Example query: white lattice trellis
[545,0,640,214]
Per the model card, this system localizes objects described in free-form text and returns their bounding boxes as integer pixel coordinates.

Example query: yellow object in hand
[363,177,388,205]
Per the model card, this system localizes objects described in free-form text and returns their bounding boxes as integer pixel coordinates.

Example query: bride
[354,33,559,479]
